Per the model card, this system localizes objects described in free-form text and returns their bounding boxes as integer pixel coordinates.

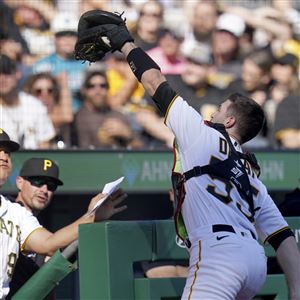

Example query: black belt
[212,224,256,240]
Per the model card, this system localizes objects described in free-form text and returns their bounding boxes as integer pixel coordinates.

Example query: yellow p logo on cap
[0,129,3,134]
[44,159,52,171]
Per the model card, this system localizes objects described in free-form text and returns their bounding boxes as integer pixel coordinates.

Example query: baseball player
[0,128,127,299]
[74,11,300,300]
[6,157,65,299]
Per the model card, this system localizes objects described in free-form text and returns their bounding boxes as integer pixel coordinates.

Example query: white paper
[87,176,124,216]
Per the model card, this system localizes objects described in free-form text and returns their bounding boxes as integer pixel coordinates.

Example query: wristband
[127,47,160,82]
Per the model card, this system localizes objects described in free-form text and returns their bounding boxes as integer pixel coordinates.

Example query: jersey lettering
[0,217,22,242]
[219,137,228,155]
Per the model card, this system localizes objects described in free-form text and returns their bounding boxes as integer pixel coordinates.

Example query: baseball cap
[20,158,63,185]
[0,128,20,152]
[181,42,213,65]
[51,13,78,36]
[158,28,182,41]
[275,53,299,70]
[216,13,245,38]
[0,55,17,74]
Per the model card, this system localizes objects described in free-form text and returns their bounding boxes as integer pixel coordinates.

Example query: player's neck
[228,133,241,146]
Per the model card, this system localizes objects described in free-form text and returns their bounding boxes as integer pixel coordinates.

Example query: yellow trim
[21,226,43,252]
[264,226,289,244]
[188,240,201,300]
[163,94,179,124]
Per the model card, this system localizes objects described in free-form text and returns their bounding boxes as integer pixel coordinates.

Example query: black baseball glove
[74,10,134,62]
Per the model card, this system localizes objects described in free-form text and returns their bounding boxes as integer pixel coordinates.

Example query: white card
[87,176,124,216]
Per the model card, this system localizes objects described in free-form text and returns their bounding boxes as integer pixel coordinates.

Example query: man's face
[193,2,217,36]
[0,149,12,187]
[0,72,18,96]
[210,100,232,124]
[213,31,238,56]
[182,60,208,87]
[242,59,265,92]
[55,35,77,59]
[17,176,55,212]
[84,75,109,109]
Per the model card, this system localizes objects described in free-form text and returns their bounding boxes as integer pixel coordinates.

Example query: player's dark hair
[227,93,265,144]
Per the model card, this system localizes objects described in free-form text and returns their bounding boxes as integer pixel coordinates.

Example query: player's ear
[15,176,25,190]
[224,116,236,129]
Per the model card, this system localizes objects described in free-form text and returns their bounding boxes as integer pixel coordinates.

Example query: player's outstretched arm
[23,189,127,256]
[121,42,166,97]
[276,236,300,299]
[74,10,173,115]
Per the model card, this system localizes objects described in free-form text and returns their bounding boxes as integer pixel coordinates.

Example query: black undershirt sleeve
[152,81,177,116]
[267,228,294,251]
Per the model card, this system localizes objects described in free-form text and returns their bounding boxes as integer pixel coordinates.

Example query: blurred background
[0,0,299,298]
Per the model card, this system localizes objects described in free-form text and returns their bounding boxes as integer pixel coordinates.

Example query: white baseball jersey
[0,195,42,299]
[166,96,288,242]
[0,92,55,149]
[165,96,289,299]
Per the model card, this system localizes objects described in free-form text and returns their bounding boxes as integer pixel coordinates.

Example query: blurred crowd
[0,0,299,150]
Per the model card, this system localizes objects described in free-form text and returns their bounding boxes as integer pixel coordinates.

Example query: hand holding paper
[87,177,125,216]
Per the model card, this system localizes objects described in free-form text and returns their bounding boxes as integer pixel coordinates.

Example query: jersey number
[206,156,259,221]
[7,252,17,278]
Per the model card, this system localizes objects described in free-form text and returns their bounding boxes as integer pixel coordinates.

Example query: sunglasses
[25,176,58,192]
[33,88,54,96]
[140,11,162,18]
[86,83,108,89]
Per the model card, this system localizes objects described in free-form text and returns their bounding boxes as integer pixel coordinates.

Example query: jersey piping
[164,94,179,124]
[264,226,290,244]
[21,226,43,252]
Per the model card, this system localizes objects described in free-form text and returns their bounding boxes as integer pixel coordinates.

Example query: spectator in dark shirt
[74,70,143,149]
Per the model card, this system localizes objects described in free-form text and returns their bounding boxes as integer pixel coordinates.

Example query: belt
[212,224,256,240]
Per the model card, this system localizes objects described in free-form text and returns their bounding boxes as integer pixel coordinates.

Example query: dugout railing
[78,217,300,300]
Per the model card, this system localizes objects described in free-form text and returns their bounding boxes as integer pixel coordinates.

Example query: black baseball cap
[0,54,17,74]
[275,53,299,70]
[0,128,20,152]
[20,158,64,185]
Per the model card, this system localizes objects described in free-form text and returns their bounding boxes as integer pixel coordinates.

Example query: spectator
[181,0,218,66]
[0,1,30,58]
[225,50,274,149]
[222,3,294,58]
[9,2,54,63]
[147,28,186,76]
[105,52,143,111]
[130,0,164,51]
[33,12,87,112]
[134,107,174,149]
[0,55,55,149]
[23,72,74,148]
[265,53,299,145]
[0,128,127,299]
[226,50,274,105]
[209,13,245,90]
[75,71,143,149]
[273,95,300,149]
[7,157,64,300]
[166,45,222,118]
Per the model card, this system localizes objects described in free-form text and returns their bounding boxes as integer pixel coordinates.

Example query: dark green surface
[78,218,300,300]
[3,150,299,193]
[78,221,153,300]
[12,250,76,300]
